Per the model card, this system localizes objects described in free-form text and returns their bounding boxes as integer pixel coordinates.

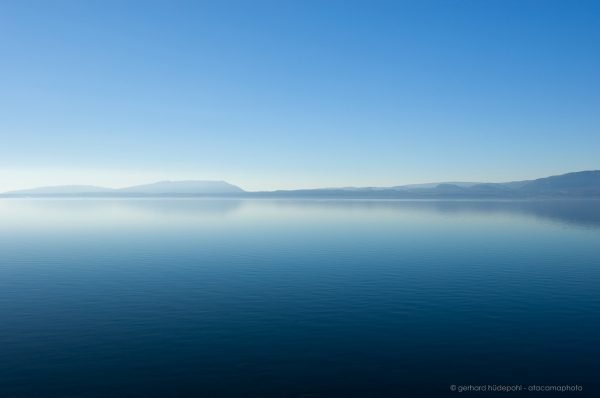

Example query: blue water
[1,199,599,397]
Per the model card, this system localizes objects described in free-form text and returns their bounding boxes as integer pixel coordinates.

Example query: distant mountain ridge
[118,180,244,194]
[2,171,600,198]
[5,185,114,195]
[5,180,244,196]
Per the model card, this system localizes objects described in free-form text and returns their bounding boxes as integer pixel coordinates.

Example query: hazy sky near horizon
[1,0,599,191]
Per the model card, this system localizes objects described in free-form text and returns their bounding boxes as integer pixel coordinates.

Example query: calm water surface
[1,199,599,397]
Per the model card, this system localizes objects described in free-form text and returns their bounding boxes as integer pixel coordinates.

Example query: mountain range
[2,171,600,198]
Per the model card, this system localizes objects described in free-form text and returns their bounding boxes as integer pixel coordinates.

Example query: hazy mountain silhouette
[252,170,600,198]
[117,180,244,194]
[4,181,244,196]
[394,182,482,190]
[517,170,600,195]
[2,171,600,198]
[5,185,115,195]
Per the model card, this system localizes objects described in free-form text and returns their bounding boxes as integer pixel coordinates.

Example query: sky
[1,0,599,191]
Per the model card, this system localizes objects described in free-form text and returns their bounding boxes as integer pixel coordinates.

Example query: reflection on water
[1,198,600,228]
[0,199,599,397]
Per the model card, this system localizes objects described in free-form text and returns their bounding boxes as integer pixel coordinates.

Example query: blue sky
[1,0,599,191]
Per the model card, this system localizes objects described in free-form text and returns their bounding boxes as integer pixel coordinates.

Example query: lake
[1,199,599,397]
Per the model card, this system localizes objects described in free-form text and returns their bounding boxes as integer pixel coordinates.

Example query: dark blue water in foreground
[1,199,599,397]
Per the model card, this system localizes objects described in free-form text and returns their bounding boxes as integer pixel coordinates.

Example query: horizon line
[2,169,599,195]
